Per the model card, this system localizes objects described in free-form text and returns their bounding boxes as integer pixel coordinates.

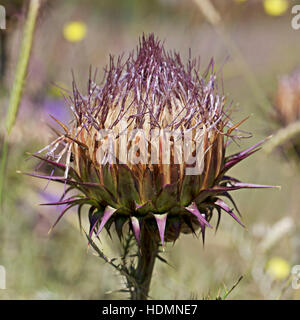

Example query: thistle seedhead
[273,69,300,159]
[27,34,275,247]
[275,69,300,126]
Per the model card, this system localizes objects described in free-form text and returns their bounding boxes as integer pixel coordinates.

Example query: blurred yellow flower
[266,257,291,280]
[63,21,87,43]
[263,0,289,16]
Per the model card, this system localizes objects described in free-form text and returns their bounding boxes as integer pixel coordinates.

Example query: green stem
[0,139,8,210]
[0,0,40,210]
[131,225,159,300]
[6,0,40,134]
[264,120,300,154]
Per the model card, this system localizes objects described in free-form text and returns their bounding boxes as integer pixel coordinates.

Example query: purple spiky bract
[131,216,141,245]
[154,213,168,247]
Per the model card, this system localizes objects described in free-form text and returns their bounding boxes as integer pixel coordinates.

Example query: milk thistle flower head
[26,34,275,299]
[28,34,274,244]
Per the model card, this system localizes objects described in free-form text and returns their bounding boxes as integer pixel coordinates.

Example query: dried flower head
[275,69,300,126]
[273,69,300,158]
[27,34,274,246]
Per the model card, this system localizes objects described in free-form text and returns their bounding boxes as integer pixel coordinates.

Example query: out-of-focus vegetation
[0,0,299,299]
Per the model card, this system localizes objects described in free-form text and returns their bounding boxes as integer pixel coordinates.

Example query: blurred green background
[0,0,300,299]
